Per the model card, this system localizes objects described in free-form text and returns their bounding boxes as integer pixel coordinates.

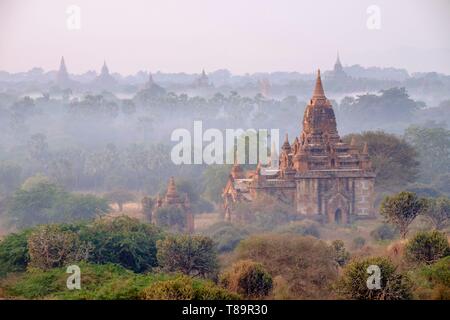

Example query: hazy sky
[1,0,449,75]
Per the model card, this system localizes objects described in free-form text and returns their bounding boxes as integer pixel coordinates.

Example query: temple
[194,69,211,87]
[56,56,71,88]
[223,70,376,224]
[152,177,194,232]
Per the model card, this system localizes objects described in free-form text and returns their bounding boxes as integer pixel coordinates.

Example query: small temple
[223,69,376,224]
[56,56,71,87]
[152,177,194,232]
[194,69,211,87]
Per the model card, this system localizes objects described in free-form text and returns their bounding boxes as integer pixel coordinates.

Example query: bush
[410,256,450,299]
[274,220,320,238]
[370,223,398,241]
[220,260,272,298]
[331,240,350,267]
[202,222,249,253]
[335,256,413,300]
[405,230,449,265]
[141,275,239,300]
[0,230,30,277]
[235,234,338,299]
[0,262,156,300]
[157,235,218,278]
[352,237,366,250]
[80,216,163,273]
[27,225,90,270]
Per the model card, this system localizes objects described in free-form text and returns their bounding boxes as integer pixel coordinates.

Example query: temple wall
[296,178,319,216]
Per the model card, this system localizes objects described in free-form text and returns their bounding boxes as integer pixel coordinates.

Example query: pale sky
[0,0,449,75]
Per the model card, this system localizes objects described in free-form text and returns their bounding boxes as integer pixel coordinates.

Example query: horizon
[1,0,449,75]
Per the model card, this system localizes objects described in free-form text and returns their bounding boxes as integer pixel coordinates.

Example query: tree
[405,125,450,183]
[6,176,110,229]
[405,230,449,265]
[219,260,273,298]
[141,196,155,222]
[335,257,413,300]
[104,190,135,212]
[342,131,419,191]
[27,225,90,270]
[202,165,231,204]
[79,216,162,273]
[331,240,350,267]
[380,191,428,238]
[0,230,30,277]
[202,222,249,253]
[156,235,218,278]
[424,196,450,230]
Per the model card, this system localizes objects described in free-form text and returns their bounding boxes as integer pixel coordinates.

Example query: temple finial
[312,69,325,99]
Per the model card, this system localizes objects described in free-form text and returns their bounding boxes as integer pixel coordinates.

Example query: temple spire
[312,69,326,99]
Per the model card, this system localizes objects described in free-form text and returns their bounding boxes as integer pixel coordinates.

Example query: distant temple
[328,52,349,79]
[93,61,118,88]
[153,177,194,233]
[56,56,71,88]
[223,70,376,224]
[194,69,211,87]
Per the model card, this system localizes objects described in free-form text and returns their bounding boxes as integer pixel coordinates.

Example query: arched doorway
[335,208,342,224]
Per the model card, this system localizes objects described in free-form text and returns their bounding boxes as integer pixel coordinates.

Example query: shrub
[235,234,338,299]
[0,230,30,277]
[331,240,350,267]
[405,230,449,265]
[220,260,272,298]
[80,216,163,273]
[141,275,239,300]
[370,223,398,241]
[157,235,218,278]
[413,256,450,299]
[27,225,90,270]
[0,262,155,300]
[352,237,366,250]
[335,256,413,300]
[274,220,320,238]
[202,222,248,253]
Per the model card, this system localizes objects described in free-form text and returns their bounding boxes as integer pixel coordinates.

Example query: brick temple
[223,70,376,224]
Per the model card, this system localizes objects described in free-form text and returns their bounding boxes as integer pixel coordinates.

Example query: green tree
[335,256,413,300]
[156,235,218,278]
[0,230,30,277]
[405,125,450,183]
[27,225,90,270]
[219,260,273,298]
[343,131,419,191]
[424,196,450,230]
[405,230,449,265]
[202,165,231,204]
[79,216,162,273]
[380,191,428,238]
